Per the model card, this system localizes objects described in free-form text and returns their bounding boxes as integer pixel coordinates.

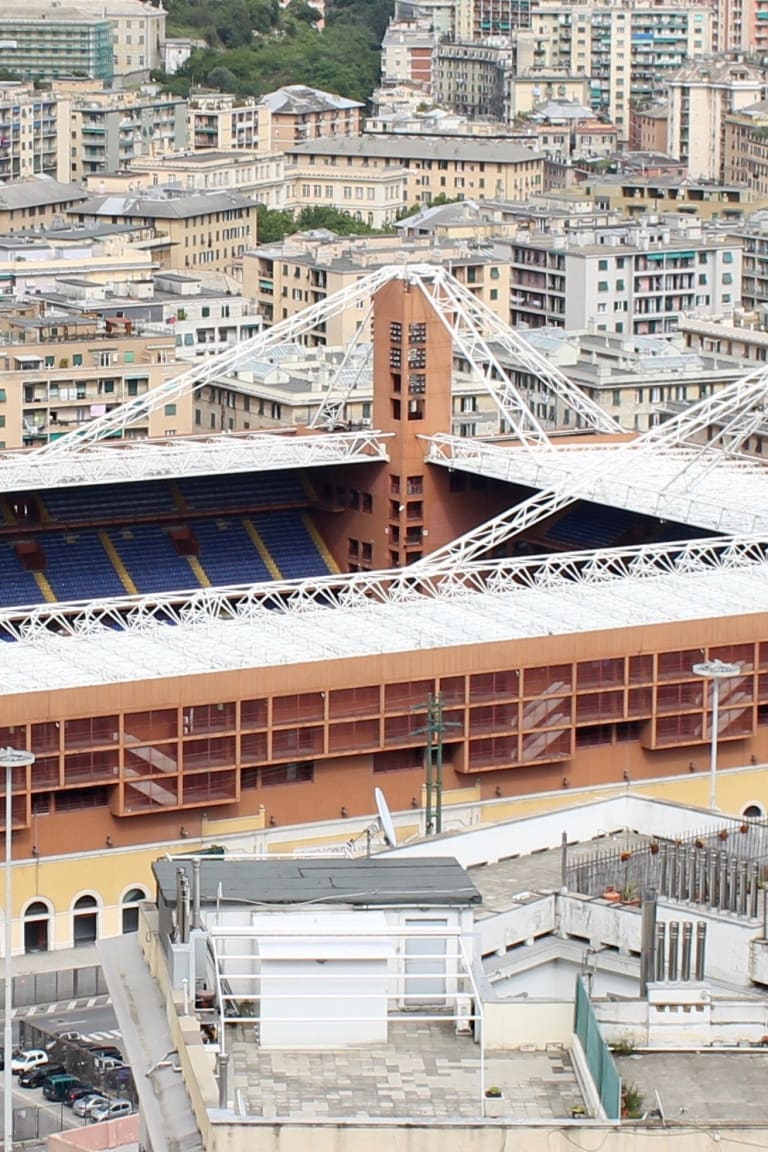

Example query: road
[21,1002,121,1046]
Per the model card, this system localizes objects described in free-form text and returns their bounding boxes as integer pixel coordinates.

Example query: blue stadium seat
[252,512,331,580]
[107,526,201,594]
[191,519,272,585]
[42,481,177,524]
[42,531,126,601]
[178,470,306,512]
[0,542,45,606]
[546,504,637,549]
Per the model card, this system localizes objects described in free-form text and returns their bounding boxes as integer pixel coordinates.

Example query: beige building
[243,231,512,338]
[67,86,188,182]
[288,161,407,229]
[86,150,288,211]
[187,92,271,152]
[667,57,767,181]
[564,175,762,221]
[77,0,166,80]
[259,85,365,150]
[69,190,259,277]
[724,100,768,198]
[631,105,669,155]
[285,136,544,209]
[0,179,88,233]
[0,309,182,449]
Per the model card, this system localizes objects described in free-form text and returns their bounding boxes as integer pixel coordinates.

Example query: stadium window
[362,492,373,513]
[261,761,314,787]
[164,403,177,416]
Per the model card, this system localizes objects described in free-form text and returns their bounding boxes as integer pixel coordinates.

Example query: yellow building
[285,136,544,208]
[724,101,768,198]
[68,190,259,277]
[0,178,88,234]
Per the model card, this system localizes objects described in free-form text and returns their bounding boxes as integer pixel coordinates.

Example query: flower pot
[485,1094,504,1118]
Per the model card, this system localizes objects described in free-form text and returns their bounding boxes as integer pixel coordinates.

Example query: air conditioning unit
[455,995,474,1035]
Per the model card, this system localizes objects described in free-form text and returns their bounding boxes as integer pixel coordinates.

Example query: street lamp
[692,660,740,811]
[0,747,34,1152]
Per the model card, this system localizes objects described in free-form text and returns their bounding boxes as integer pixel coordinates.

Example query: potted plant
[740,823,749,834]
[620,850,632,862]
[602,885,620,903]
[621,1082,644,1120]
[649,840,659,855]
[718,828,729,842]
[485,1085,504,1117]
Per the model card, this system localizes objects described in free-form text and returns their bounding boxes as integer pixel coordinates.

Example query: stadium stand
[544,503,639,549]
[107,526,203,594]
[41,530,126,601]
[177,469,306,512]
[191,518,273,585]
[252,511,332,579]
[42,480,177,525]
[0,542,45,606]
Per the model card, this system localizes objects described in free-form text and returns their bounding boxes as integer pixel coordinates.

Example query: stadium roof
[0,536,764,695]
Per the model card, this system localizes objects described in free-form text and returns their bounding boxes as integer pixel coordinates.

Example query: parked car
[65,1083,96,1107]
[90,1099,133,1122]
[72,1093,109,1119]
[95,1056,125,1072]
[42,1075,81,1102]
[19,1063,65,1088]
[11,1050,48,1074]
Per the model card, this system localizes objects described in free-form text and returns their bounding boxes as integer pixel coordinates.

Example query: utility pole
[413,693,461,836]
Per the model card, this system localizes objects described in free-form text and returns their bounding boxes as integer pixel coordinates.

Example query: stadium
[1,262,768,946]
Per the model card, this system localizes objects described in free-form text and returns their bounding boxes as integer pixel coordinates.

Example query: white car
[73,1094,109,1119]
[11,1050,48,1074]
[90,1099,133,1122]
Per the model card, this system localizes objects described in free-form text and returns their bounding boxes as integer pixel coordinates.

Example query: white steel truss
[0,533,763,651]
[417,358,768,569]
[0,429,390,493]
[18,264,618,486]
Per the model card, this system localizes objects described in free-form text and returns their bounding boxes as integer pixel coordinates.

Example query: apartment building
[0,180,89,234]
[0,230,156,300]
[503,219,741,334]
[0,84,70,184]
[70,90,188,182]
[118,151,287,211]
[730,213,768,310]
[527,1,712,142]
[285,136,543,208]
[567,174,760,221]
[0,309,180,448]
[243,233,511,340]
[0,5,113,82]
[259,85,365,150]
[680,313,768,360]
[630,104,669,154]
[380,20,438,92]
[667,57,766,181]
[187,93,271,153]
[521,326,746,431]
[724,100,768,198]
[288,162,407,229]
[77,0,166,80]
[69,190,258,277]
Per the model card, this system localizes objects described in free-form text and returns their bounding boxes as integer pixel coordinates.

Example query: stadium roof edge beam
[0,430,391,493]
[26,264,620,462]
[0,536,765,691]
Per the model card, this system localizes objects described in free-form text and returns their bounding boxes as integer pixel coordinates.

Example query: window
[72,894,99,947]
[598,281,609,292]
[598,259,608,270]
[164,403,176,416]
[202,306,210,318]
[24,900,51,954]
[121,887,147,934]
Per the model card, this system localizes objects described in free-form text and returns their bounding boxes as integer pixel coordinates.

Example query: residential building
[630,104,669,154]
[0,179,89,234]
[380,20,438,92]
[120,151,287,211]
[288,160,408,229]
[730,212,768,310]
[0,309,181,448]
[526,100,617,161]
[69,90,188,182]
[243,231,512,338]
[163,37,205,75]
[526,1,712,142]
[521,326,746,431]
[285,136,544,208]
[724,100,768,198]
[0,84,70,183]
[75,0,166,80]
[69,190,259,277]
[187,93,271,153]
[432,38,517,122]
[503,218,742,334]
[259,85,365,150]
[679,313,768,361]
[666,57,767,181]
[0,5,113,83]
[0,228,157,300]
[564,174,761,221]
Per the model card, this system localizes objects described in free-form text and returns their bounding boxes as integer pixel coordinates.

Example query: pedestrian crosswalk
[12,993,112,1018]
[79,1028,122,1043]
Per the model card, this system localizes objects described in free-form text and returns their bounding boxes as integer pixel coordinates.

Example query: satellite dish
[374,787,397,848]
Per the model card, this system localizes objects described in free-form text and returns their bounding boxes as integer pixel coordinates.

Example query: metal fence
[18,1021,137,1109]
[566,820,768,920]
[574,975,621,1121]
[3,964,108,1008]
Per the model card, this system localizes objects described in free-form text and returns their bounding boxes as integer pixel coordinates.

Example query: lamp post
[692,660,740,811]
[0,747,34,1152]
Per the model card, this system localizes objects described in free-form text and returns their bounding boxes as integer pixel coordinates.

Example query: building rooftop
[0,178,88,211]
[72,190,257,220]
[287,135,540,165]
[614,1051,768,1123]
[260,84,364,114]
[153,857,482,908]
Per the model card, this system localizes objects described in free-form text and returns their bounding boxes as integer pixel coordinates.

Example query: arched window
[743,803,765,819]
[121,887,148,934]
[72,894,99,947]
[23,900,50,954]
